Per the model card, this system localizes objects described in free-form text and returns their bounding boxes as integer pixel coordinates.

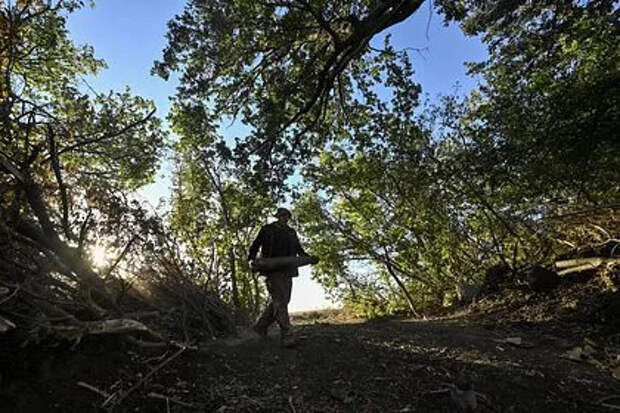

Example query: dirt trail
[187,319,616,413]
[4,315,616,413]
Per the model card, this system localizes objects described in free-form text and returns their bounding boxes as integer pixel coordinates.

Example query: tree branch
[250,0,426,155]
[104,235,139,279]
[50,108,156,159]
[384,248,420,317]
[47,124,73,241]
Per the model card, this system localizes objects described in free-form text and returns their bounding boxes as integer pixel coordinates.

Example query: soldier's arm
[248,227,266,261]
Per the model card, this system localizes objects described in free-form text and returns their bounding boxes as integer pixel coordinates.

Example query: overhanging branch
[251,0,426,154]
[48,108,157,160]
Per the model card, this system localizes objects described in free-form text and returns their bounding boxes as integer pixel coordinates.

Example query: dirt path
[180,319,616,413]
[8,316,615,413]
[12,320,620,413]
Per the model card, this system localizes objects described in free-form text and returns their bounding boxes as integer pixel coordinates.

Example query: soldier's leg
[252,276,277,337]
[253,301,274,337]
[270,274,294,346]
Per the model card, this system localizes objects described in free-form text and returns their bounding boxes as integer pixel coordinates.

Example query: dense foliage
[0,1,234,346]
[296,1,619,315]
[2,0,616,344]
[159,0,619,317]
[155,0,426,190]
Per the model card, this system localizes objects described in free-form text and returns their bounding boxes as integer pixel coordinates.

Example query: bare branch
[77,209,93,256]
[50,108,157,159]
[47,124,73,241]
[251,0,426,154]
[104,235,140,279]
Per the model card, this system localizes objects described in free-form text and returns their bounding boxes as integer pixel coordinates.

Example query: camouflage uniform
[248,218,308,344]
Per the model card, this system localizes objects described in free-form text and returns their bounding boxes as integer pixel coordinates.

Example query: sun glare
[91,245,108,268]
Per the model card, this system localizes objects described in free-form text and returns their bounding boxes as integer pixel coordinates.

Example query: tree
[438,0,619,205]
[297,0,620,314]
[155,0,427,188]
[157,0,619,317]
[432,0,620,267]
[166,103,276,321]
[0,0,201,342]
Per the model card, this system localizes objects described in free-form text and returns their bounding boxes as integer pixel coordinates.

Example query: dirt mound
[464,271,619,332]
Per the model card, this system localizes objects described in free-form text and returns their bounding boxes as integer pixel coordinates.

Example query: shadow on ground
[2,316,616,413]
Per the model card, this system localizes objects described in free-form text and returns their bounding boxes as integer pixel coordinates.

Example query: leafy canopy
[155,0,427,188]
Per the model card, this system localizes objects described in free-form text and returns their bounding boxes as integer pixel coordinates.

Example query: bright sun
[91,245,108,268]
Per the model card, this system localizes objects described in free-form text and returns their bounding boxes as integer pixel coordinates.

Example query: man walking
[248,207,309,347]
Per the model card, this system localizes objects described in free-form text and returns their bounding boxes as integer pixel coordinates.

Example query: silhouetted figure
[248,207,310,347]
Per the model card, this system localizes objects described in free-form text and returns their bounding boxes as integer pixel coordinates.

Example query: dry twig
[103,346,187,410]
[77,381,111,399]
[148,392,196,408]
[597,395,620,411]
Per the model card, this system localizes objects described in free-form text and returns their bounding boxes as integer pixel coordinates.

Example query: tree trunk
[384,258,420,318]
[21,177,121,315]
[228,249,241,321]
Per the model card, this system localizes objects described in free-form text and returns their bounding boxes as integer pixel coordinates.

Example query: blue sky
[67,1,487,312]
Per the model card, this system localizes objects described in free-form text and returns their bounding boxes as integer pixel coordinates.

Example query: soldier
[248,207,309,347]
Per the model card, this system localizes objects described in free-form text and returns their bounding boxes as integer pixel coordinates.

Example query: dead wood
[77,381,111,399]
[556,258,620,275]
[147,392,197,408]
[102,346,186,410]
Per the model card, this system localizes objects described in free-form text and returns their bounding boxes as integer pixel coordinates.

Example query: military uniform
[248,217,308,345]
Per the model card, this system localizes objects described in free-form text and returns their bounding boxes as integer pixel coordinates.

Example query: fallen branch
[53,318,162,344]
[103,346,187,409]
[598,395,620,410]
[77,381,111,399]
[0,284,19,305]
[148,392,196,408]
[0,315,16,333]
[122,310,160,320]
[124,335,198,350]
[124,336,168,348]
[557,258,605,268]
[556,258,620,275]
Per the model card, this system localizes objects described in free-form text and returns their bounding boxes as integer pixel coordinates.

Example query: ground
[1,297,618,413]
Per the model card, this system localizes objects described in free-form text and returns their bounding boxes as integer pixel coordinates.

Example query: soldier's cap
[274,207,292,218]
